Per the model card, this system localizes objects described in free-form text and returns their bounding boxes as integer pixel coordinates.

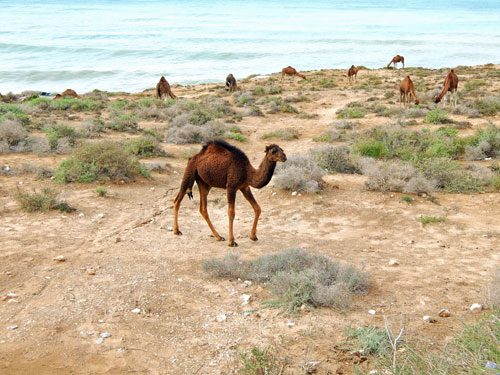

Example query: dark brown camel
[400,76,419,107]
[434,69,459,106]
[156,76,176,100]
[226,74,237,92]
[387,55,405,69]
[347,65,359,82]
[281,66,306,81]
[173,140,287,247]
[54,89,79,100]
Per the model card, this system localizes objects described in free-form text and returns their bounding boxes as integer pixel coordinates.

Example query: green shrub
[43,124,79,151]
[0,103,30,126]
[224,130,247,142]
[95,186,107,197]
[240,347,284,375]
[54,142,148,183]
[261,128,299,141]
[312,145,360,174]
[346,326,389,356]
[425,109,449,124]
[336,107,366,119]
[108,113,138,132]
[124,136,163,157]
[473,97,500,116]
[419,215,446,225]
[279,103,299,114]
[16,188,75,213]
[355,140,388,158]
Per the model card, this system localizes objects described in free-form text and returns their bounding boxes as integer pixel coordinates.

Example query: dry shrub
[15,188,75,213]
[311,145,360,174]
[203,248,370,311]
[0,119,30,152]
[273,155,325,193]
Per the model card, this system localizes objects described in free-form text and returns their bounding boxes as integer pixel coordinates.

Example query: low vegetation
[15,188,75,213]
[203,248,370,311]
[54,141,149,183]
[418,215,446,225]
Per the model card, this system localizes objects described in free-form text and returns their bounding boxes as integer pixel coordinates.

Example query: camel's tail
[174,164,196,203]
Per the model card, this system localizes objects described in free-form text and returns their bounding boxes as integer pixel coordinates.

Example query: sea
[1,0,499,94]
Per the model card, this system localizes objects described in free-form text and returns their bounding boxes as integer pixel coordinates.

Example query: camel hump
[203,139,249,163]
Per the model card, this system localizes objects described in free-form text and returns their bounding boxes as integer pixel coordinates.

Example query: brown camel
[281,66,306,81]
[434,69,459,106]
[156,76,176,100]
[173,140,287,247]
[54,89,79,100]
[399,76,419,107]
[387,55,405,69]
[226,73,237,92]
[347,65,359,82]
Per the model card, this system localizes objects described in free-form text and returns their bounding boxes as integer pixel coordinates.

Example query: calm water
[1,0,499,93]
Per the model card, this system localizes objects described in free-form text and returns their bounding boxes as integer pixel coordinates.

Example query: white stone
[216,313,227,322]
[78,213,85,218]
[53,255,66,262]
[243,280,252,287]
[240,294,251,306]
[291,191,298,196]
[368,309,376,315]
[388,259,399,266]
[423,315,436,323]
[7,325,18,330]
[96,213,105,219]
[100,332,111,338]
[286,321,295,327]
[470,303,483,312]
[131,308,141,314]
[438,309,451,318]
[95,338,104,344]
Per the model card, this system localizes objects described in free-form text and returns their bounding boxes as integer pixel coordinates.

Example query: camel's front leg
[241,187,261,241]
[227,189,238,247]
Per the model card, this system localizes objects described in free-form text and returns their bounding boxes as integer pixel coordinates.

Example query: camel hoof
[228,242,238,247]
[250,235,258,241]
[217,237,225,242]
[173,230,182,236]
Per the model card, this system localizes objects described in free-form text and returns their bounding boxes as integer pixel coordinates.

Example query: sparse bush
[473,97,499,116]
[0,103,30,126]
[346,326,390,356]
[54,142,148,183]
[273,155,325,193]
[224,129,247,142]
[43,124,80,151]
[237,93,254,106]
[261,128,299,141]
[107,113,138,132]
[166,121,226,144]
[311,145,360,174]
[124,136,163,157]
[95,186,107,197]
[336,106,366,119]
[355,139,389,158]
[419,215,446,225]
[204,248,370,311]
[279,102,299,114]
[0,119,29,150]
[240,347,284,375]
[425,108,449,124]
[16,188,75,213]
[79,118,106,138]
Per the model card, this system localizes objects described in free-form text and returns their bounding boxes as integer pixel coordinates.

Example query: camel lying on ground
[400,76,420,107]
[226,74,237,92]
[347,65,359,82]
[387,55,405,69]
[156,76,176,100]
[54,89,79,100]
[281,66,306,81]
[434,69,459,106]
[173,140,287,247]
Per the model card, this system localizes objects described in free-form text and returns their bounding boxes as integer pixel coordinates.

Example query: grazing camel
[156,76,176,100]
[434,69,459,106]
[387,55,405,69]
[226,74,237,92]
[54,89,79,100]
[347,65,359,82]
[281,66,306,81]
[400,76,419,107]
[173,140,287,247]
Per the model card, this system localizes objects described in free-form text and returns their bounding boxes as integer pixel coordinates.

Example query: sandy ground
[0,65,499,374]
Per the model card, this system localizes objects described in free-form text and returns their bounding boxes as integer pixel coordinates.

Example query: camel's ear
[265,145,271,153]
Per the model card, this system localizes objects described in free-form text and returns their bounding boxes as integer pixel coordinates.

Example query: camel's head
[415,99,420,105]
[434,96,441,104]
[265,144,287,162]
[159,76,167,83]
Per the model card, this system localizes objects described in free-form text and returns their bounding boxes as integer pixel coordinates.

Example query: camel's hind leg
[173,190,186,235]
[226,188,238,247]
[197,180,224,242]
[241,187,261,241]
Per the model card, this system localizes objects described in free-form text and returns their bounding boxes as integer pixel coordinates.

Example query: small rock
[131,308,141,314]
[390,194,394,198]
[6,227,13,232]
[243,280,252,287]
[336,367,345,374]
[78,213,85,218]
[305,360,320,374]
[470,303,483,312]
[240,294,251,306]
[95,338,104,344]
[485,361,497,369]
[423,315,436,323]
[96,213,105,219]
[166,225,173,231]
[6,325,18,330]
[100,332,111,338]
[150,187,155,190]
[408,240,415,244]
[291,191,298,196]
[438,309,451,318]
[286,321,295,328]
[115,237,121,243]
[388,259,399,266]
[216,313,227,322]
[86,268,96,275]
[53,255,66,262]
[368,309,376,315]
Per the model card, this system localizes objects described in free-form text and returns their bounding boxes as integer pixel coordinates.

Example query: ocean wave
[0,70,121,81]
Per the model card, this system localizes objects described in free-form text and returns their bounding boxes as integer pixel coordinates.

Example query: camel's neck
[250,156,276,189]
[410,86,419,103]
[437,75,453,100]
